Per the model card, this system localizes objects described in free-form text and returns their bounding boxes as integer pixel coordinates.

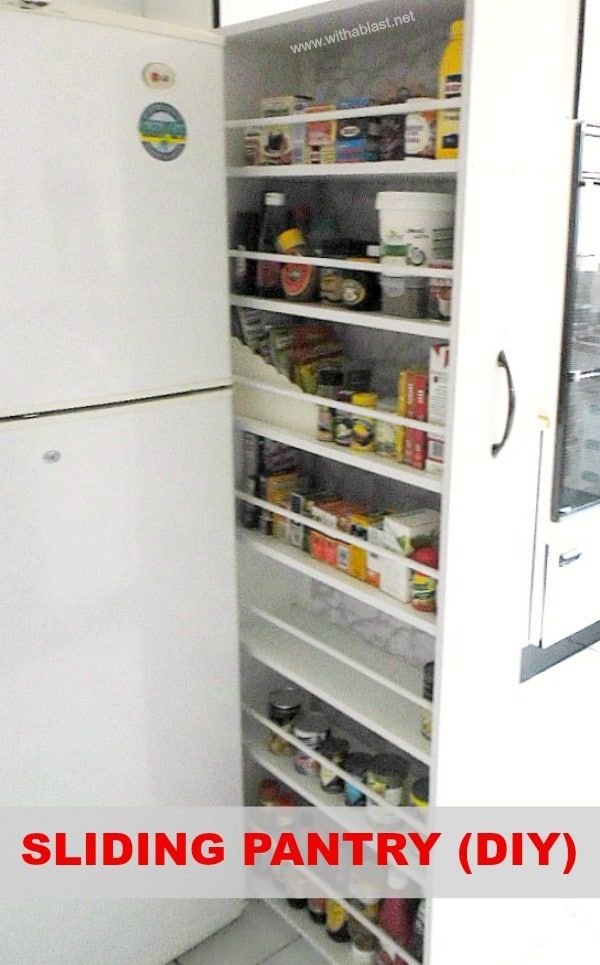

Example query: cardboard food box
[264,471,300,506]
[336,99,379,163]
[404,427,428,470]
[349,512,385,581]
[407,371,428,422]
[429,343,450,426]
[305,104,337,164]
[260,95,314,117]
[426,435,445,475]
[381,509,440,603]
[366,523,386,588]
[396,370,409,462]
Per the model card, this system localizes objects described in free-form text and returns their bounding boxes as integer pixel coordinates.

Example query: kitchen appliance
[0,4,243,963]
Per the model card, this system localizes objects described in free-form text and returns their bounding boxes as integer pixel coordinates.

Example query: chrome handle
[492,351,516,458]
[559,549,582,567]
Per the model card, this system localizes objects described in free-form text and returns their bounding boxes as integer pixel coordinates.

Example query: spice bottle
[421,662,434,741]
[267,687,303,756]
[375,871,415,965]
[352,393,379,453]
[317,369,344,442]
[292,712,330,777]
[257,192,287,298]
[326,900,351,944]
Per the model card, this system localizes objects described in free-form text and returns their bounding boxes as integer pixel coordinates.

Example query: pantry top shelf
[226,97,464,129]
[227,251,454,279]
[227,159,459,179]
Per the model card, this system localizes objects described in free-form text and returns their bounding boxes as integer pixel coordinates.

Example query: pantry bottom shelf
[263,898,353,964]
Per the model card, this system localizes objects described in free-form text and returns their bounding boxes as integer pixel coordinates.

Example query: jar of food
[411,545,439,613]
[259,778,280,806]
[348,885,380,962]
[421,662,434,741]
[366,753,410,813]
[381,275,428,319]
[344,752,372,806]
[277,227,320,303]
[326,900,351,944]
[333,389,354,447]
[308,897,327,926]
[268,687,303,756]
[375,398,397,458]
[428,260,453,320]
[410,776,429,808]
[317,369,344,442]
[352,393,379,453]
[292,712,330,776]
[346,368,373,393]
[342,258,381,312]
[319,737,349,794]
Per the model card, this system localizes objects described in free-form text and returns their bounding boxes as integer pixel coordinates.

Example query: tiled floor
[173,902,314,965]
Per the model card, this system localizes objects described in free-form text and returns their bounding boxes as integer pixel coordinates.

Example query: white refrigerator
[0,4,243,963]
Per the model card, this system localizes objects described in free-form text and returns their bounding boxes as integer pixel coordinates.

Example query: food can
[333,389,354,447]
[267,687,303,756]
[352,393,378,453]
[366,753,410,809]
[292,712,330,776]
[319,737,349,794]
[344,753,373,806]
[410,776,429,807]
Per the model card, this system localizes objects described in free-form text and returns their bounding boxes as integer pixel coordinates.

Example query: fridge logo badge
[142,63,176,91]
[139,103,187,162]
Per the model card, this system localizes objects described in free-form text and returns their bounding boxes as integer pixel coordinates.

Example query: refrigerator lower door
[0,8,230,417]
[0,390,243,961]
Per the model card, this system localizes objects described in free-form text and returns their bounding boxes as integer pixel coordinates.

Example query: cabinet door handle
[559,549,582,567]
[492,350,516,458]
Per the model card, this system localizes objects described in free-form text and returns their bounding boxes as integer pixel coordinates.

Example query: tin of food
[292,712,330,776]
[366,752,410,816]
[410,776,430,807]
[344,752,373,807]
[319,737,349,794]
[268,686,303,756]
[352,393,379,452]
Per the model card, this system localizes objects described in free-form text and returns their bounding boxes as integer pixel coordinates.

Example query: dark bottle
[326,900,351,944]
[231,210,260,295]
[257,192,287,298]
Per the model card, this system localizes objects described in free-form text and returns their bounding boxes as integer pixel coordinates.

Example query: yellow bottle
[436,19,463,159]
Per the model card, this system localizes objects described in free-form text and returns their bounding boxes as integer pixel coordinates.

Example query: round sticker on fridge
[139,102,187,162]
[142,63,176,90]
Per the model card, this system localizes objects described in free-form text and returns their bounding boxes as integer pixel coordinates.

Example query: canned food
[366,753,410,809]
[292,712,330,776]
[352,393,378,453]
[344,753,372,806]
[410,776,429,807]
[268,687,303,756]
[319,737,349,794]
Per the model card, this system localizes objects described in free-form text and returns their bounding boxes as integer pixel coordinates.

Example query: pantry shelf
[226,97,464,129]
[262,900,353,965]
[234,377,447,437]
[243,715,427,841]
[230,294,450,338]
[247,602,430,709]
[239,529,437,636]
[228,252,454,280]
[234,415,444,494]
[242,615,431,763]
[227,160,459,179]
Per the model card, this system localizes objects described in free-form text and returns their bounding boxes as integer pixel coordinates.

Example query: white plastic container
[376,192,455,267]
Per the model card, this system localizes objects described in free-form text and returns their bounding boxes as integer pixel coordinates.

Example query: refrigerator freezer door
[0,9,230,416]
[0,391,242,806]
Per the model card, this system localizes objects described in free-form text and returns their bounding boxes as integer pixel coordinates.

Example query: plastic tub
[376,191,454,267]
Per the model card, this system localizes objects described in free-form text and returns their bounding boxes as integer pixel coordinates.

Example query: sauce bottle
[257,192,287,298]
[375,870,414,964]
[436,19,463,159]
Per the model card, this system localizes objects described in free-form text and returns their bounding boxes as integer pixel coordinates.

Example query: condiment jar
[352,393,379,453]
[410,776,429,808]
[308,897,327,926]
[277,227,320,302]
[366,753,410,815]
[334,389,354,447]
[375,398,398,458]
[342,254,381,312]
[326,899,351,944]
[317,369,345,442]
[292,712,330,776]
[268,686,303,756]
[421,661,434,741]
[348,883,380,962]
[344,752,372,806]
[259,778,280,806]
[319,737,349,794]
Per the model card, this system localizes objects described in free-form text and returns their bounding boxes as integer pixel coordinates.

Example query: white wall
[144,0,213,28]
[74,0,143,12]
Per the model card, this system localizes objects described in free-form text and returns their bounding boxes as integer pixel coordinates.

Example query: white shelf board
[248,601,430,709]
[230,294,451,339]
[227,160,459,179]
[242,615,431,763]
[234,415,443,495]
[239,529,437,636]
[234,377,447,437]
[226,97,464,128]
[228,251,454,279]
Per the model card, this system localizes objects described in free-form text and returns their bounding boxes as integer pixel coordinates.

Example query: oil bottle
[436,19,463,159]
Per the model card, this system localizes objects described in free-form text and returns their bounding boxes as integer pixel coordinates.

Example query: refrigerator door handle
[492,350,516,458]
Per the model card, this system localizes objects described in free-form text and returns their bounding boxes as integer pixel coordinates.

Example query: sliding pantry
[221,1,588,963]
